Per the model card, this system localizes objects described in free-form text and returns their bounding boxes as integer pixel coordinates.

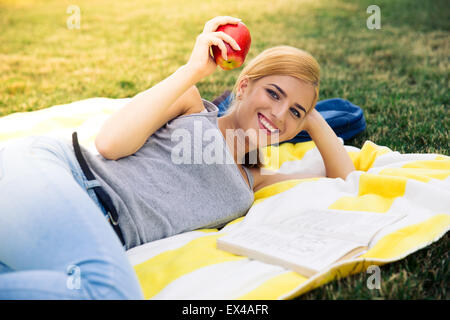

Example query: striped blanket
[1,97,449,299]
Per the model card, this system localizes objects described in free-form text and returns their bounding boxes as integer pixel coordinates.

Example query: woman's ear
[237,76,249,98]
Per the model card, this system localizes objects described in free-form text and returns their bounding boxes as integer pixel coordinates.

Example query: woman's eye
[266,89,279,100]
[267,88,301,119]
[290,107,301,118]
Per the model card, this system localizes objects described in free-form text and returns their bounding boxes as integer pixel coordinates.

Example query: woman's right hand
[186,16,242,80]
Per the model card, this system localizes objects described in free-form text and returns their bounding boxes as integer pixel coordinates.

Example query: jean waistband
[71,132,125,246]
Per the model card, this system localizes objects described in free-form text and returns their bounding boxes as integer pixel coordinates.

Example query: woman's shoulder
[177,98,219,119]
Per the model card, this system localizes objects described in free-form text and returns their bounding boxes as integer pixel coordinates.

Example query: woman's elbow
[342,167,356,180]
[95,137,119,160]
[327,163,356,180]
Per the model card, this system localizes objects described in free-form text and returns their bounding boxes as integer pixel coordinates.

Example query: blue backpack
[212,90,366,143]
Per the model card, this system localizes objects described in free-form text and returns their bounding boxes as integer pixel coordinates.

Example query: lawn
[0,0,448,299]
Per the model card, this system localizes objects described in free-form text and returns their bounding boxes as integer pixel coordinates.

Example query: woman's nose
[270,105,289,129]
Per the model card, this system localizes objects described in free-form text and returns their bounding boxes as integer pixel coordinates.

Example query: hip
[0,135,108,219]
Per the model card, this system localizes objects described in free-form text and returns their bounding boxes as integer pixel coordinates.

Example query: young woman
[0,16,354,299]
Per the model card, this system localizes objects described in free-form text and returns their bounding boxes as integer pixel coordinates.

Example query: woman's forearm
[305,110,355,179]
[95,64,202,160]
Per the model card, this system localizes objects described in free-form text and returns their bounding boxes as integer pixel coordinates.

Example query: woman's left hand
[302,108,321,133]
[301,107,356,179]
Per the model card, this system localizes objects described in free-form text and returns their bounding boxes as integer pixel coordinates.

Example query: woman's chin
[249,133,279,150]
[258,130,281,145]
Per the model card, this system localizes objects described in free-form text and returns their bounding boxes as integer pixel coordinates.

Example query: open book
[217,208,406,277]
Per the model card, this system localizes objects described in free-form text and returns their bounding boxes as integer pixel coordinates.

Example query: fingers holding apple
[186,33,231,79]
[211,22,251,70]
[203,16,242,33]
[185,16,251,79]
[211,31,242,60]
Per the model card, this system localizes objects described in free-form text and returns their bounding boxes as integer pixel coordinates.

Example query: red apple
[211,22,251,70]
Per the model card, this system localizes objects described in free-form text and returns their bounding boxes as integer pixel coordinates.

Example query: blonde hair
[226,45,321,169]
[225,45,321,116]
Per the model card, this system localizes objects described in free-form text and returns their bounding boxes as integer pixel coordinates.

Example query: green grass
[0,0,449,299]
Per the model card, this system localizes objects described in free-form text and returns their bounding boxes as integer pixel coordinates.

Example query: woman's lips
[257,113,279,135]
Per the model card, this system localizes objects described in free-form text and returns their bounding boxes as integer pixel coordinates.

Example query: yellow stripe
[284,141,316,162]
[329,173,407,213]
[395,158,450,182]
[253,178,319,205]
[403,158,450,170]
[329,194,396,213]
[133,234,245,299]
[237,271,308,300]
[358,173,407,197]
[379,168,450,182]
[261,141,316,170]
[283,259,373,300]
[353,140,392,171]
[360,214,450,259]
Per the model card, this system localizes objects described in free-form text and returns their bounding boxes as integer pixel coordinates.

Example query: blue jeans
[0,135,143,299]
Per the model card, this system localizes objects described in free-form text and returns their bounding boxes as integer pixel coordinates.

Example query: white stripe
[428,176,450,188]
[276,146,324,175]
[151,259,287,300]
[368,179,450,245]
[248,171,362,222]
[372,151,439,168]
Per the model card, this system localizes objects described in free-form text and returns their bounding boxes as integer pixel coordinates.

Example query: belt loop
[108,211,119,226]
[85,179,102,190]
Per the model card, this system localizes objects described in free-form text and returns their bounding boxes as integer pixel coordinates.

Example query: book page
[218,225,364,275]
[217,209,406,275]
[241,208,406,244]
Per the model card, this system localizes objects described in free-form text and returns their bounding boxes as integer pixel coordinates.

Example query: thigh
[0,136,142,298]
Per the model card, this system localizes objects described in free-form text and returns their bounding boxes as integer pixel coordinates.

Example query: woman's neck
[217,113,252,165]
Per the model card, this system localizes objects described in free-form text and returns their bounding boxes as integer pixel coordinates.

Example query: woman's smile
[257,112,280,135]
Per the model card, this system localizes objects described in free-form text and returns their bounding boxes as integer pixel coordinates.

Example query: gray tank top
[80,99,254,249]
